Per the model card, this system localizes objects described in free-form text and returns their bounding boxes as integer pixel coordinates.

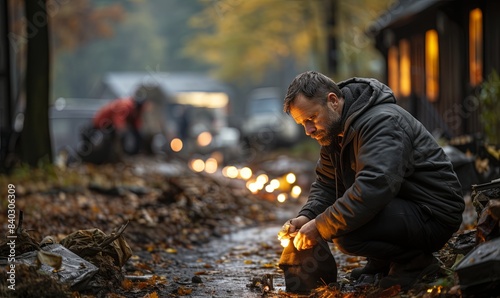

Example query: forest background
[11,0,392,112]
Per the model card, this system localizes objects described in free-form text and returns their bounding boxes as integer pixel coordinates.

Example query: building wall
[371,0,498,139]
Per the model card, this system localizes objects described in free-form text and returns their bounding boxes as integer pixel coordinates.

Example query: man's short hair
[283,70,342,114]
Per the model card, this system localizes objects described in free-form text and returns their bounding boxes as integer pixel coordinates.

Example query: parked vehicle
[240,87,301,150]
[49,94,240,165]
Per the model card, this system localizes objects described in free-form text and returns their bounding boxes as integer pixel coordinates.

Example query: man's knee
[333,236,361,255]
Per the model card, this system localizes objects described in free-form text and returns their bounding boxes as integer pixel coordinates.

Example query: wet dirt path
[127,208,304,298]
[175,225,288,297]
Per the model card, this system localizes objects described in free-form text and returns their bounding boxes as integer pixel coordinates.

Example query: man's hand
[280,216,310,238]
[293,219,320,251]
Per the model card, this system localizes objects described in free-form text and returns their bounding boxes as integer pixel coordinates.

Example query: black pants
[333,198,459,263]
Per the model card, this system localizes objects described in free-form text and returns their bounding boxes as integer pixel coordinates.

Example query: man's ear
[327,92,339,107]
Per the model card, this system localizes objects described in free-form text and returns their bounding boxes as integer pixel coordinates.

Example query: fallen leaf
[165,248,178,254]
[142,292,159,298]
[122,279,133,290]
[177,286,192,295]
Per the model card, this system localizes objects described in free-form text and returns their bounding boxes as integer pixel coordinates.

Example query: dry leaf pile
[0,159,282,297]
[0,160,279,252]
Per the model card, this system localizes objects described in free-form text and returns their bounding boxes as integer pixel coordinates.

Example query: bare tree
[19,0,52,166]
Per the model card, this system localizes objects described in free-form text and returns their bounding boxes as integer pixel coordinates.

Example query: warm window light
[388,46,400,97]
[175,92,229,109]
[399,39,411,97]
[469,8,483,86]
[425,29,439,102]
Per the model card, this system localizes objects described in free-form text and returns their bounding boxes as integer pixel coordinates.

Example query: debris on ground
[0,155,498,297]
[0,157,281,297]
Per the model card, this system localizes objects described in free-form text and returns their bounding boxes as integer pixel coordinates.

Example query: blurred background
[1,0,499,191]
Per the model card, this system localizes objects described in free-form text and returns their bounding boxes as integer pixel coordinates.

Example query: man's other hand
[293,219,320,251]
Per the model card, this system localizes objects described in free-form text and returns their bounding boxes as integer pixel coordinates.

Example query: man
[84,96,147,163]
[281,71,464,290]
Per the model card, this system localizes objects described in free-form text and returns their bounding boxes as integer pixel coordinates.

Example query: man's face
[289,93,342,146]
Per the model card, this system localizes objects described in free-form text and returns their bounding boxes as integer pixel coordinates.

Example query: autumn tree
[185,0,394,84]
[184,0,329,84]
[334,0,394,79]
[51,1,170,98]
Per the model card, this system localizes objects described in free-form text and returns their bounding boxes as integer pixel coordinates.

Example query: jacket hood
[338,77,396,130]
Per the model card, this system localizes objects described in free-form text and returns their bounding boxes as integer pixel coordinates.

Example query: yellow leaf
[165,248,177,254]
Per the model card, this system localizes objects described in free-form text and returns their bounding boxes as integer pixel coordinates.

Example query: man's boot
[350,258,390,280]
[379,253,440,290]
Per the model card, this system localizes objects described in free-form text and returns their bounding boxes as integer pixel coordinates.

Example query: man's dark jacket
[298,77,465,241]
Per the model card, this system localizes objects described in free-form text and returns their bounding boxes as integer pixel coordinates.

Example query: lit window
[388,46,400,97]
[399,39,411,97]
[469,8,483,86]
[425,29,439,101]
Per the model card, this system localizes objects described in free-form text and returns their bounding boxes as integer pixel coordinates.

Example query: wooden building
[368,0,500,139]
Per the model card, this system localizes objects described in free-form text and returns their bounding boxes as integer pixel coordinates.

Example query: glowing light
[426,286,442,294]
[175,92,229,108]
[170,138,183,152]
[197,131,212,147]
[277,193,287,203]
[265,184,275,193]
[254,180,265,190]
[239,167,253,180]
[270,179,280,189]
[285,173,296,184]
[190,159,205,172]
[256,174,269,184]
[204,158,218,174]
[223,166,239,179]
[280,238,290,248]
[247,182,259,193]
[399,39,411,97]
[291,185,302,198]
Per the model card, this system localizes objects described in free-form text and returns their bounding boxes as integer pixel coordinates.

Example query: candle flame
[280,238,290,248]
[278,223,291,247]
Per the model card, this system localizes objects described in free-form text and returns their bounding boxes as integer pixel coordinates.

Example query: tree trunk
[0,0,14,172]
[21,0,52,166]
